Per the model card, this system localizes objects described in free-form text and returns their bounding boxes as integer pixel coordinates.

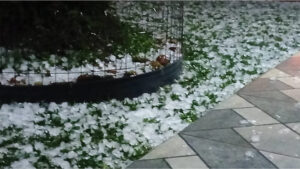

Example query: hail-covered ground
[0,42,179,86]
[0,2,299,169]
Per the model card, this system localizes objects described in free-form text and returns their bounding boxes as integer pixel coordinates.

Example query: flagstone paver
[286,122,300,135]
[182,129,252,148]
[183,109,251,131]
[240,89,297,102]
[260,151,300,168]
[127,53,300,169]
[239,91,300,123]
[166,156,208,169]
[213,94,254,110]
[142,135,195,160]
[127,159,171,169]
[277,54,300,77]
[238,78,292,94]
[234,107,278,125]
[235,124,300,158]
[260,68,291,79]
[278,76,300,88]
[181,135,276,168]
[281,89,300,101]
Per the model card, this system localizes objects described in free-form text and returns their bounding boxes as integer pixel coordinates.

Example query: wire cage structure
[0,1,184,102]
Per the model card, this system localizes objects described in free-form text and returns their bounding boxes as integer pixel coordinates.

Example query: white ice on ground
[240,120,250,124]
[251,130,261,143]
[245,150,255,159]
[0,1,299,169]
[251,135,260,143]
[240,119,257,125]
[11,159,35,169]
[278,128,290,135]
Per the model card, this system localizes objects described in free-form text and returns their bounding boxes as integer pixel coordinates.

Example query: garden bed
[0,2,183,102]
[0,2,182,87]
[0,1,299,169]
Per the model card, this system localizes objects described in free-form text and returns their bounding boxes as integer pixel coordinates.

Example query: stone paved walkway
[127,52,300,169]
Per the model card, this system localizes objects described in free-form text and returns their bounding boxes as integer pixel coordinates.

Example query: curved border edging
[0,59,182,103]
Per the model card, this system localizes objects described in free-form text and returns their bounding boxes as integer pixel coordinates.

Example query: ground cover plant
[0,1,299,169]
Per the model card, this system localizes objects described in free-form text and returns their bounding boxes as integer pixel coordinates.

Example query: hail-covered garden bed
[0,1,299,169]
[0,2,181,86]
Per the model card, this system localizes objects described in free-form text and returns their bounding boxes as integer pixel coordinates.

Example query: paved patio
[127,52,300,169]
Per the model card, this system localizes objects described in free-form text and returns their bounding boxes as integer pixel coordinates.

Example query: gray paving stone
[183,109,251,131]
[166,156,208,169]
[142,135,195,160]
[214,94,254,110]
[181,135,276,168]
[127,159,171,169]
[233,107,279,125]
[277,55,300,77]
[235,124,300,158]
[281,89,300,101]
[181,128,252,148]
[239,78,292,94]
[287,122,300,135]
[260,68,291,79]
[278,76,300,89]
[239,91,300,123]
[240,90,297,102]
[261,151,300,168]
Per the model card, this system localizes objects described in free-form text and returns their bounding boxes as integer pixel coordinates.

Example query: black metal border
[0,59,182,103]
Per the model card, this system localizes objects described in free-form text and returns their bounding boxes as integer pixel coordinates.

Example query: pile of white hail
[0,2,299,169]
